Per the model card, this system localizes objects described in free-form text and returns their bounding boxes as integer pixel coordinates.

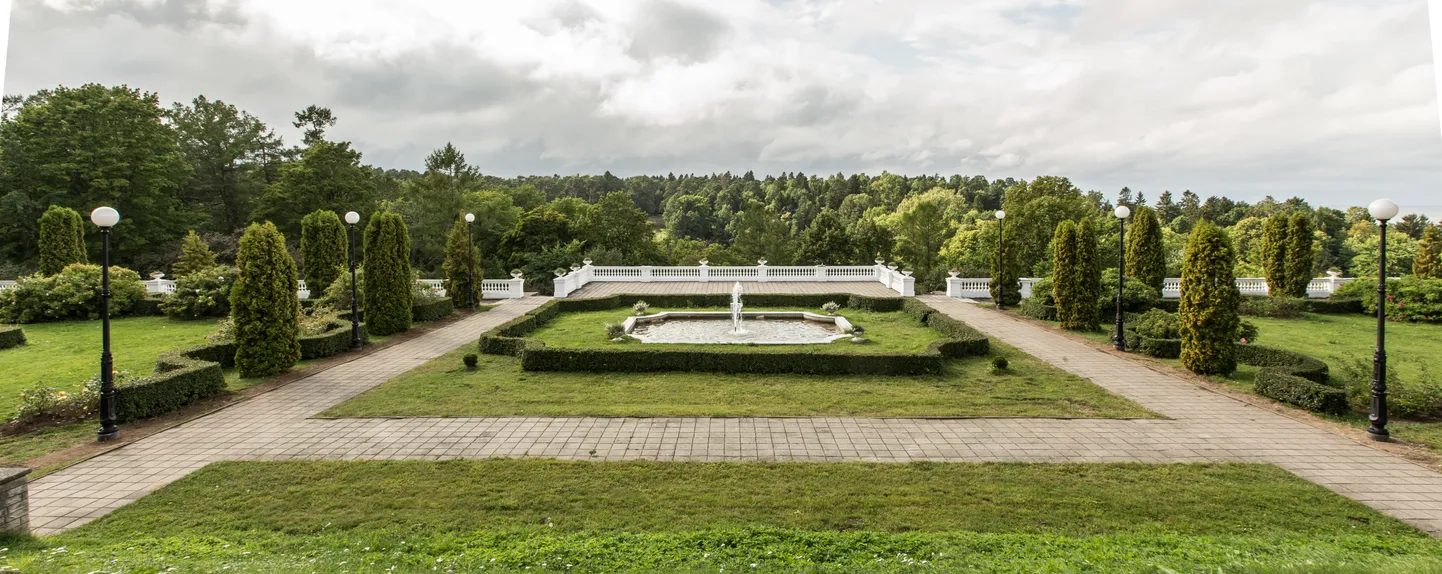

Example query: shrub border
[478,294,988,376]
[0,325,25,350]
[412,298,455,324]
[1237,343,1345,416]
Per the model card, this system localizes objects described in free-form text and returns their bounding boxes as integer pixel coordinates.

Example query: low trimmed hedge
[132,295,165,317]
[412,298,455,324]
[299,322,367,359]
[1306,297,1363,315]
[1018,299,1057,321]
[0,325,26,350]
[1235,344,1329,383]
[1235,344,1344,415]
[480,295,987,375]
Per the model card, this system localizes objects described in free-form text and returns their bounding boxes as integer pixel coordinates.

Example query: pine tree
[1052,220,1083,329]
[171,230,216,277]
[299,210,348,296]
[363,211,413,336]
[231,222,301,378]
[1125,206,1165,292]
[37,205,86,275]
[443,216,482,308]
[1074,218,1101,330]
[1416,225,1442,279]
[1261,214,1289,297]
[1284,212,1314,297]
[1179,221,1240,375]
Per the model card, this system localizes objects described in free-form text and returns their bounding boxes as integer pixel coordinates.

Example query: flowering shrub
[821,301,841,315]
[160,265,238,319]
[1336,276,1442,323]
[11,371,141,423]
[632,301,650,316]
[0,264,146,323]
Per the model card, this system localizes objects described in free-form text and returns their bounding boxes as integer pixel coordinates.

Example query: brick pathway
[23,293,1442,536]
[568,281,898,297]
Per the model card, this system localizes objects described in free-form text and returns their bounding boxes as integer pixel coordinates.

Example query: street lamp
[1366,198,1400,441]
[1113,205,1131,351]
[995,210,1006,310]
[90,206,120,442]
[344,211,362,350]
[464,213,476,311]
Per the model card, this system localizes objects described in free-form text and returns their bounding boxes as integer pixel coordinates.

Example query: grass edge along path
[2,459,1438,573]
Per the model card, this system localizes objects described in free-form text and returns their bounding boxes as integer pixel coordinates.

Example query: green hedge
[1306,297,1363,315]
[1235,344,1344,415]
[299,322,368,359]
[0,325,26,350]
[412,299,455,324]
[1019,299,1057,321]
[1235,344,1329,383]
[479,295,985,375]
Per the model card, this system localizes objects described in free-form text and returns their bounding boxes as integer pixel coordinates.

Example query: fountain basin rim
[622,311,853,335]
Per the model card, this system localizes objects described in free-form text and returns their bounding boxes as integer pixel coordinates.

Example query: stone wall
[0,468,30,535]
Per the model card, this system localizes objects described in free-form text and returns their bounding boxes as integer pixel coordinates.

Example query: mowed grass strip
[323,341,1156,418]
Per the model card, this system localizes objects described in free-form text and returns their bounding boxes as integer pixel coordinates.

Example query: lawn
[0,316,220,415]
[324,340,1155,418]
[2,459,1438,572]
[528,306,944,354]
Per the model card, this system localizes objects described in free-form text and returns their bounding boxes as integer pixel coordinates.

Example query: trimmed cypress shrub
[363,211,414,336]
[300,210,348,296]
[231,222,301,378]
[0,325,25,349]
[443,216,483,308]
[37,205,87,276]
[1416,224,1442,280]
[1261,215,1289,297]
[989,236,1022,306]
[1179,221,1241,375]
[1125,205,1165,292]
[1051,220,1083,329]
[412,298,455,323]
[1284,212,1314,298]
[171,230,216,277]
[1074,218,1101,330]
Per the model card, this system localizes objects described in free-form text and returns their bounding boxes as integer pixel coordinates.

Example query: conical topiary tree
[443,216,483,308]
[231,222,301,378]
[1125,205,1165,292]
[1179,221,1240,375]
[1416,224,1442,279]
[363,211,413,336]
[1051,220,1082,329]
[38,205,86,275]
[300,210,348,296]
[1075,218,1101,330]
[172,230,216,277]
[1284,212,1314,298]
[1261,214,1289,297]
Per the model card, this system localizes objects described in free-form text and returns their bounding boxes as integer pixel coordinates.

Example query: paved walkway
[568,281,899,297]
[23,293,1442,536]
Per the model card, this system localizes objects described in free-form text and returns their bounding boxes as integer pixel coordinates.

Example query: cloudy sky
[3,0,1440,210]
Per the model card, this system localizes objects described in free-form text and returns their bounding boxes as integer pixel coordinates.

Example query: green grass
[0,316,220,414]
[3,459,1439,572]
[0,421,93,467]
[323,340,1155,418]
[529,307,944,354]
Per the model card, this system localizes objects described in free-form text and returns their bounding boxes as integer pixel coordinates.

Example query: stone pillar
[0,468,30,535]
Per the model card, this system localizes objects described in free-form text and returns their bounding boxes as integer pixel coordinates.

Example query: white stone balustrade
[950,276,1358,300]
[0,277,527,300]
[553,263,914,298]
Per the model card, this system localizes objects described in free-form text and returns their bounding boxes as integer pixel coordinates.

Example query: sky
[2,0,1441,213]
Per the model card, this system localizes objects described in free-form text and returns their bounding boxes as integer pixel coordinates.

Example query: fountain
[730,281,746,335]
[620,281,856,345]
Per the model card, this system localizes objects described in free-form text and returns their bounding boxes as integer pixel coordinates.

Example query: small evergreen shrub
[443,216,483,308]
[605,323,625,339]
[171,230,216,277]
[1073,218,1102,330]
[1179,222,1240,375]
[1239,296,1306,319]
[0,264,145,323]
[991,356,1009,371]
[1417,224,1442,279]
[821,301,841,314]
[231,222,301,378]
[411,298,455,323]
[319,266,362,310]
[37,205,87,276]
[300,210,348,296]
[160,265,238,319]
[1099,268,1161,313]
[1125,205,1166,292]
[463,353,479,369]
[633,301,650,315]
[363,212,414,336]
[0,325,25,349]
[1284,212,1314,298]
[1029,277,1055,306]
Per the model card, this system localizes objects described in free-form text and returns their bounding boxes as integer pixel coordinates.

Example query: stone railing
[0,277,526,300]
[553,263,915,298]
[949,276,1357,300]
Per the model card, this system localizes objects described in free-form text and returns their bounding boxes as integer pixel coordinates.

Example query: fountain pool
[621,282,855,345]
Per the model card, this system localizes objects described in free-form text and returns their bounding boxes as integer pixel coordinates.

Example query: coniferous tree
[1075,218,1101,330]
[37,205,86,275]
[443,216,482,308]
[363,211,413,335]
[1179,221,1240,375]
[1416,225,1442,279]
[1051,220,1083,329]
[1284,212,1314,297]
[231,222,300,378]
[1125,206,1165,292]
[172,230,216,277]
[1261,214,1290,296]
[300,210,347,295]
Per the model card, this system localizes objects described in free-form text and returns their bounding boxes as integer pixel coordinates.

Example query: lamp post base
[1366,428,1391,442]
[97,429,120,442]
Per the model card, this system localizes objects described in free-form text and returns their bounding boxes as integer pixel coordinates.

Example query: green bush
[122,347,230,423]
[1261,215,1290,298]
[0,264,146,323]
[319,265,362,310]
[1336,276,1442,323]
[1235,344,1329,382]
[132,295,165,317]
[37,205,87,276]
[1018,298,1056,321]
[1338,357,1442,419]
[171,230,216,277]
[300,210,348,296]
[231,222,301,378]
[1284,212,1314,298]
[1125,205,1166,292]
[1179,222,1240,375]
[1051,220,1081,329]
[412,298,454,324]
[1234,343,1344,415]
[1099,268,1161,313]
[991,356,1008,371]
[160,265,238,319]
[0,325,24,349]
[363,211,414,336]
[1239,296,1306,319]
[1305,297,1363,315]
[1073,218,1101,330]
[443,216,483,308]
[1029,277,1055,305]
[463,353,479,368]
[1417,224,1442,279]
[298,320,367,359]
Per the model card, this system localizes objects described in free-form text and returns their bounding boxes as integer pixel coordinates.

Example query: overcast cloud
[3,0,1440,210]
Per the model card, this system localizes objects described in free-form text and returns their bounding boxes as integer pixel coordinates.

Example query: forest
[0,83,1434,294]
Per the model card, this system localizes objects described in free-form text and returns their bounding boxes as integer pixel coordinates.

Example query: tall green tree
[1074,218,1102,330]
[171,230,216,277]
[795,208,852,264]
[167,95,273,233]
[0,84,192,266]
[231,222,301,378]
[1179,221,1240,376]
[1125,206,1165,292]
[363,212,414,336]
[300,210,348,295]
[1283,212,1314,297]
[293,105,336,146]
[1260,215,1290,296]
[1416,225,1442,279]
[848,215,894,265]
[37,205,86,275]
[663,194,721,241]
[443,215,482,307]
[729,199,792,265]
[254,141,377,240]
[499,207,574,272]
[1051,220,1083,329]
[580,192,654,259]
[890,189,961,285]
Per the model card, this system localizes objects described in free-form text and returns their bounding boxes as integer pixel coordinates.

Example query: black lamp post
[1113,205,1131,351]
[90,206,120,442]
[995,209,1006,310]
[345,210,362,350]
[464,212,476,311]
[1367,198,1400,441]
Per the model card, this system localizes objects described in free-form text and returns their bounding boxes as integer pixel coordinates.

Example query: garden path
[22,293,1442,537]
